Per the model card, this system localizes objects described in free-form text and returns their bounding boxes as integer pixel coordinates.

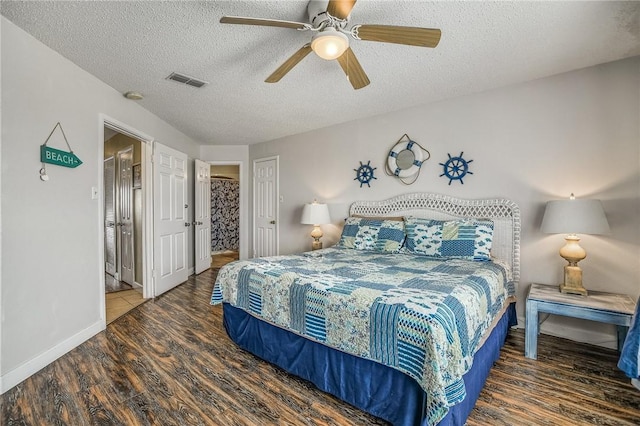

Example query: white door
[153,142,189,296]
[117,147,135,285]
[253,157,278,258]
[194,159,211,274]
[104,156,117,276]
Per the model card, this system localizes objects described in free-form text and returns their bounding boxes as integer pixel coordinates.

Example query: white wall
[200,145,249,261]
[250,56,640,348]
[0,16,3,390]
[0,18,202,391]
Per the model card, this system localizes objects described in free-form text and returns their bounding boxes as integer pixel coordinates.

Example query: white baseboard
[188,267,195,276]
[1,320,104,394]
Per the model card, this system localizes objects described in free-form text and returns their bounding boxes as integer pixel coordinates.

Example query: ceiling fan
[220,0,441,90]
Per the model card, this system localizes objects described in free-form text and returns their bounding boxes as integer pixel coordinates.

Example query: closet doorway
[103,128,145,323]
[210,163,240,268]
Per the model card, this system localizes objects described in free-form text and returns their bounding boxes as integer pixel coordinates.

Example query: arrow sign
[41,145,82,168]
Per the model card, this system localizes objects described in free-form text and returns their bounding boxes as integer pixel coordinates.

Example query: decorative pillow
[404,217,494,261]
[338,216,405,253]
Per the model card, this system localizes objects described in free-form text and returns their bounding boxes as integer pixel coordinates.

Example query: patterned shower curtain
[211,179,240,252]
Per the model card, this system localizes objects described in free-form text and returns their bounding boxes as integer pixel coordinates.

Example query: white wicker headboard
[349,193,521,284]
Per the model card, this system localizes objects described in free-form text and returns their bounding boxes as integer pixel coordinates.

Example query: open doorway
[210,163,240,269]
[103,127,146,323]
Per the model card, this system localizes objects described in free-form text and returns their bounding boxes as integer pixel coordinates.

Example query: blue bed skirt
[618,296,640,379]
[223,302,517,426]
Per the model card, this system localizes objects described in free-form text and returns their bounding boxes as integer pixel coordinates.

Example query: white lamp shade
[311,28,349,60]
[541,198,610,235]
[301,203,330,225]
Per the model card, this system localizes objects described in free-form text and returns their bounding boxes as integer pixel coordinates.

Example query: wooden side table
[525,283,636,359]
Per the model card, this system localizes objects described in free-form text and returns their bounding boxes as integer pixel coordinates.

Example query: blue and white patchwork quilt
[211,247,514,425]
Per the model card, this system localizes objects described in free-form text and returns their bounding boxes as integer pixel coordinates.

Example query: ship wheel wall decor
[354,161,377,187]
[439,152,473,185]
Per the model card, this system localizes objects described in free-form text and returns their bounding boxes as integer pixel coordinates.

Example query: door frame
[98,115,154,326]
[208,161,245,259]
[252,156,279,258]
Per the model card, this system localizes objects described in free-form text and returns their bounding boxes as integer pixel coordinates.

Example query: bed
[619,297,640,391]
[211,193,520,425]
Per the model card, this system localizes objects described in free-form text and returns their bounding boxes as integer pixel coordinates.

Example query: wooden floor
[211,251,239,269]
[3,267,639,425]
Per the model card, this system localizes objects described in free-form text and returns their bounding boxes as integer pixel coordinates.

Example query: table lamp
[540,193,610,295]
[301,201,330,250]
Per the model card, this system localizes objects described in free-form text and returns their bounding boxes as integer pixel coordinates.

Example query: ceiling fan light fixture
[311,28,349,60]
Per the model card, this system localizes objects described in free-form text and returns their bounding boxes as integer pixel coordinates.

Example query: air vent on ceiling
[166,72,208,88]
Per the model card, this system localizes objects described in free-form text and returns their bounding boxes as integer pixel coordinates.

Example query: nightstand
[525,283,636,359]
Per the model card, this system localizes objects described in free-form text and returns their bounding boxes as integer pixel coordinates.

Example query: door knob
[185,222,191,227]
[270,220,276,225]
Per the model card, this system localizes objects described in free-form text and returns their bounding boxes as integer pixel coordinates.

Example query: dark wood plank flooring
[211,251,239,269]
[3,267,639,425]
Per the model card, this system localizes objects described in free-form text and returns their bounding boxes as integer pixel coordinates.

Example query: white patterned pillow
[403,218,442,256]
[338,217,405,253]
[404,217,494,261]
[353,225,378,250]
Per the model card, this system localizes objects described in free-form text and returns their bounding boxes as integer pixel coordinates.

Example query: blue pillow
[404,217,494,261]
[338,217,405,253]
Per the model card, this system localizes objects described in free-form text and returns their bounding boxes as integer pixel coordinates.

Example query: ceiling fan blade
[220,16,310,30]
[336,48,370,90]
[355,25,441,48]
[265,44,313,83]
[327,0,357,20]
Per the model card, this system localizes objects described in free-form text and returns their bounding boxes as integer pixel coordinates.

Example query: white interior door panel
[153,142,189,296]
[253,157,278,258]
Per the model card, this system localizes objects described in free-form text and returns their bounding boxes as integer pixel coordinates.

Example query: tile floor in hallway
[106,289,145,324]
[105,273,133,293]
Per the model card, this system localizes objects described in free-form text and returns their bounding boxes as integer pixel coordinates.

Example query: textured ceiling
[2,1,639,145]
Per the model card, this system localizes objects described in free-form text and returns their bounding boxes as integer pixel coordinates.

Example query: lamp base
[559,265,587,296]
[310,225,323,251]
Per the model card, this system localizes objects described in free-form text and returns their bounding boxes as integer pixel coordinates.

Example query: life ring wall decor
[385,134,430,185]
